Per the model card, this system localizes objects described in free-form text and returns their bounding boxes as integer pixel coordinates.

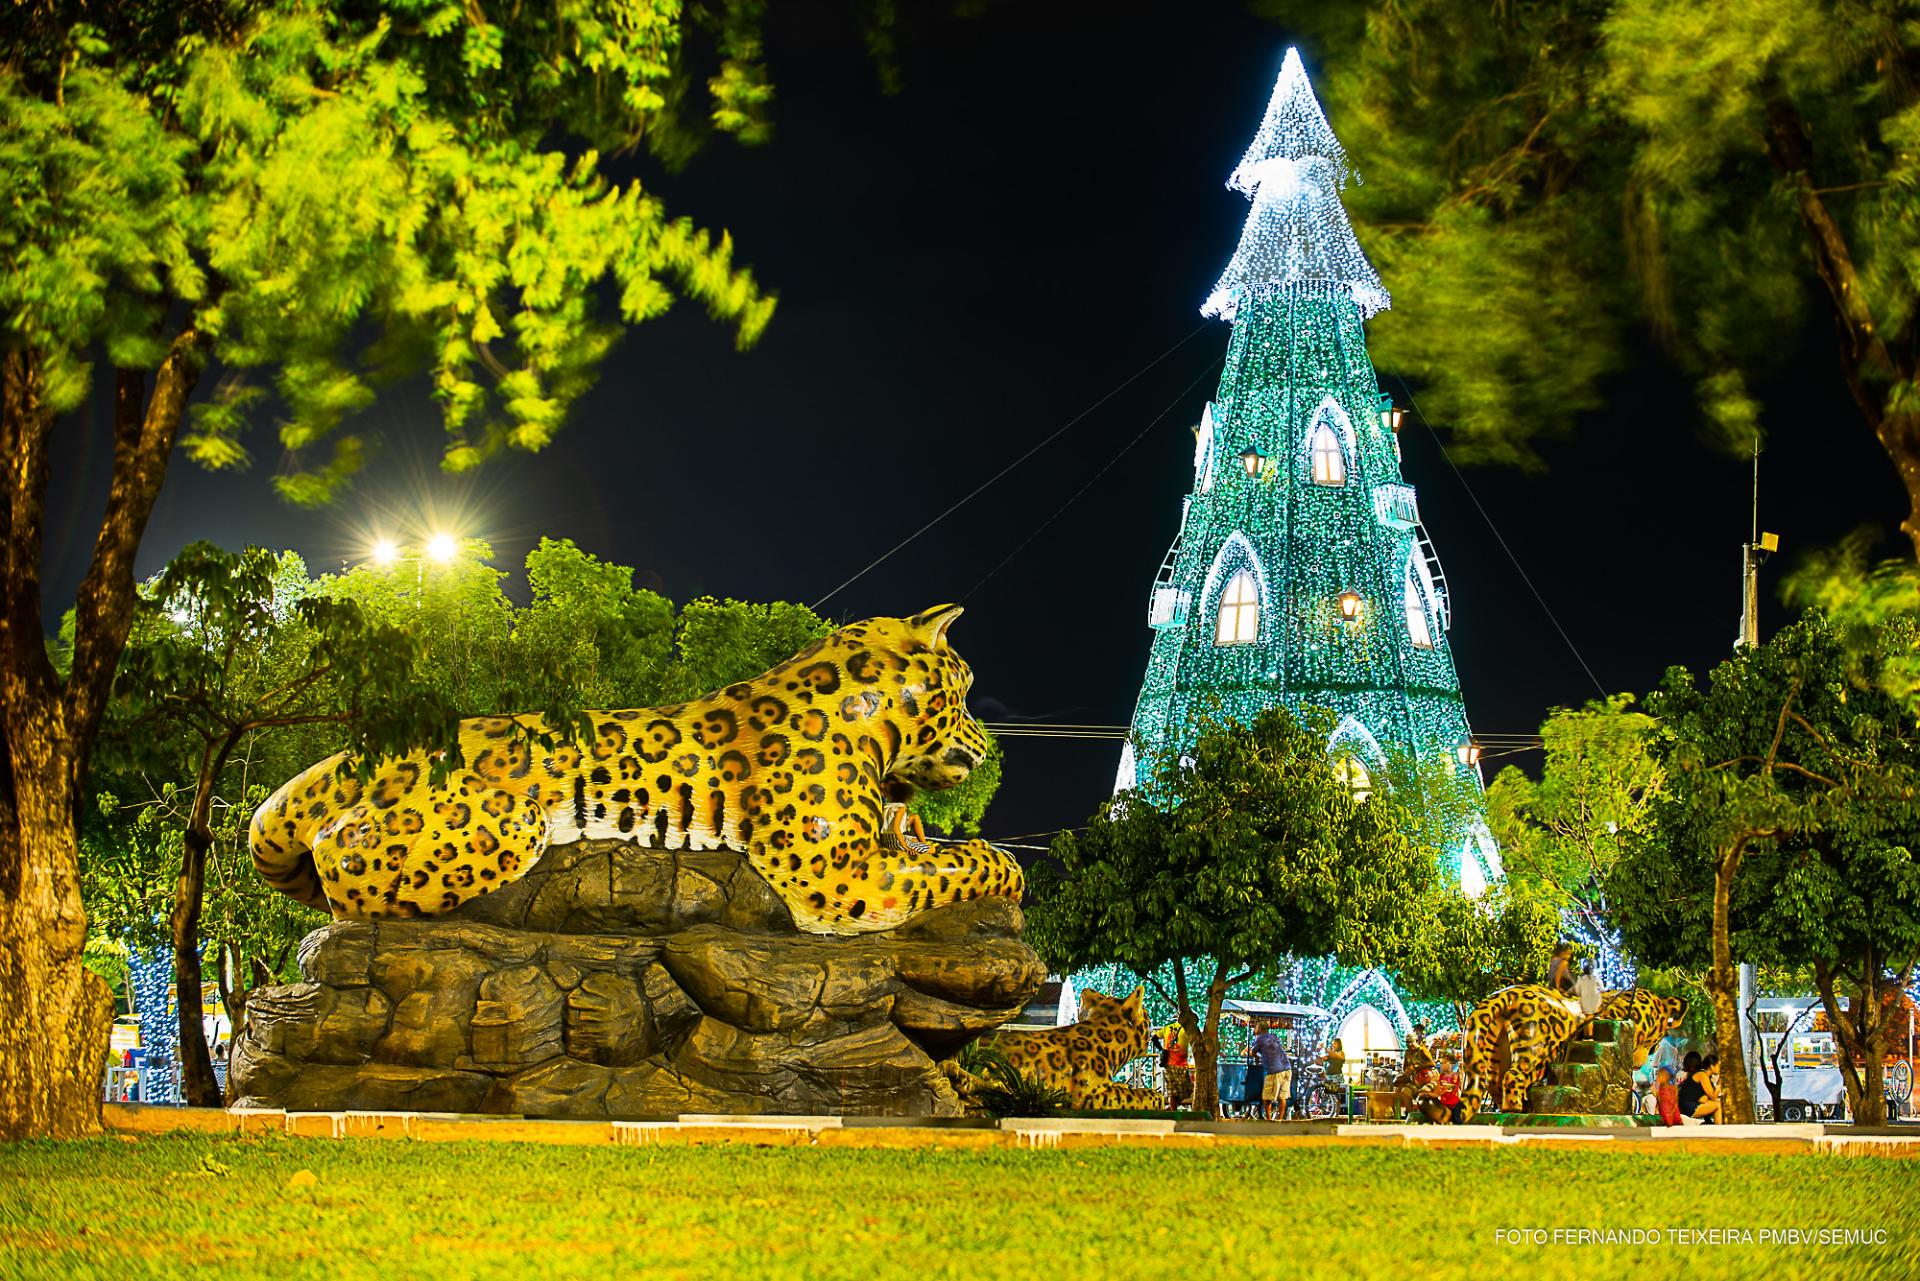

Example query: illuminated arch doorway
[1334,1002,1400,1079]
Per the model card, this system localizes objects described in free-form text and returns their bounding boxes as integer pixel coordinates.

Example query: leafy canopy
[0,0,776,500]
[1268,0,1920,463]
[1608,613,1920,978]
[1028,707,1432,979]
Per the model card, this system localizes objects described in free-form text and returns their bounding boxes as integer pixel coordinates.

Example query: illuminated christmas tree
[1093,49,1497,1043]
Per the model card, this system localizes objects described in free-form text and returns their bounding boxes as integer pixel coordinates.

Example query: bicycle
[1294,1063,1346,1119]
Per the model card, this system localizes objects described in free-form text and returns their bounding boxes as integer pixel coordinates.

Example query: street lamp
[1456,740,1482,767]
[1239,445,1266,479]
[1336,590,1362,622]
[365,533,462,604]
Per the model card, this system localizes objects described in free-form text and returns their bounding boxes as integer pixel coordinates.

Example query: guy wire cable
[810,318,1216,611]
[962,350,1226,603]
[1393,374,1610,701]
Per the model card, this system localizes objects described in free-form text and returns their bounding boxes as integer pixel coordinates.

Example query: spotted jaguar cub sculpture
[1596,988,1690,1067]
[1460,984,1687,1117]
[249,605,1024,935]
[984,987,1162,1110]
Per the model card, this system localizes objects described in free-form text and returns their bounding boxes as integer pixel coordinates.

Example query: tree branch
[66,328,206,756]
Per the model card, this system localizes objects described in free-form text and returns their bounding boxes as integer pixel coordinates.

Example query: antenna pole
[1739,440,1761,651]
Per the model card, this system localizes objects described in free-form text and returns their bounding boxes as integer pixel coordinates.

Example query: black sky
[41,3,1910,843]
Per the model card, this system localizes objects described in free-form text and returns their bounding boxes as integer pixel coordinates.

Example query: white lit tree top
[1202,47,1390,321]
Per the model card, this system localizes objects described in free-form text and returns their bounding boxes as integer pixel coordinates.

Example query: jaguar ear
[907,603,963,649]
[1123,986,1145,1014]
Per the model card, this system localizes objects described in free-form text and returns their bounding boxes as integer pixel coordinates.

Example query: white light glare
[426,533,458,563]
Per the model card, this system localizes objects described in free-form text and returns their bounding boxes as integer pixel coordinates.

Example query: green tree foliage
[1027,707,1432,1114]
[1268,1,1920,557]
[1395,877,1565,1027]
[93,543,455,1103]
[2,2,776,492]
[1486,694,1662,953]
[0,0,786,1137]
[654,597,835,704]
[1608,614,1920,1124]
[514,537,677,710]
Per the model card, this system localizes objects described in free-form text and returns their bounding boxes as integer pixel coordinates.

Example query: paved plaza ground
[2,1127,1914,1280]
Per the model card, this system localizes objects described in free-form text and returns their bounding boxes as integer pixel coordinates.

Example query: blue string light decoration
[127,945,181,1105]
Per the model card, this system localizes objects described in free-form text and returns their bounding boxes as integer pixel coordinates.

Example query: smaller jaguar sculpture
[1460,984,1687,1118]
[249,605,1024,936]
[984,987,1163,1110]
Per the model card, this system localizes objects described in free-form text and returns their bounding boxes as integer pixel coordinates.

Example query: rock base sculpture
[1524,1014,1636,1116]
[231,839,1045,1117]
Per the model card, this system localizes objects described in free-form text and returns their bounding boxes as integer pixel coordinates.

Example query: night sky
[41,4,1910,844]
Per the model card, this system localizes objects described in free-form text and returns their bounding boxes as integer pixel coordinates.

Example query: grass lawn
[1,1135,1914,1280]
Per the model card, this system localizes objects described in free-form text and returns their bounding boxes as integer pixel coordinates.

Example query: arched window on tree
[1334,754,1372,803]
[1404,560,1435,649]
[1215,569,1260,646]
[1309,420,1346,486]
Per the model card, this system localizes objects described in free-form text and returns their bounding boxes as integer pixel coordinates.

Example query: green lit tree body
[1124,290,1485,853]
[1083,50,1495,1058]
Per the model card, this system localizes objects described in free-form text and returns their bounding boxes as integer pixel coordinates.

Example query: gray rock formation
[229,840,1044,1117]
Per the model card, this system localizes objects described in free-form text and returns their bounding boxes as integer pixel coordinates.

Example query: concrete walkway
[100,1104,1920,1156]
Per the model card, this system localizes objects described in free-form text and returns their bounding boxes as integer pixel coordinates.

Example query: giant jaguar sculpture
[249,605,1024,935]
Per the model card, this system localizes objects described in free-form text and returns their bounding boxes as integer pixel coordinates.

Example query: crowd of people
[1150,1020,1345,1119]
[1137,944,1723,1127]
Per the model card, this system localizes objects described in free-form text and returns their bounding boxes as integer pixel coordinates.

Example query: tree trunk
[0,335,202,1137]
[0,349,113,1139]
[0,733,115,1139]
[1762,87,1920,563]
[171,737,239,1109]
[1816,956,1888,1127]
[1708,849,1756,1124]
[1173,964,1217,1116]
[170,826,220,1107]
[1202,969,1231,1115]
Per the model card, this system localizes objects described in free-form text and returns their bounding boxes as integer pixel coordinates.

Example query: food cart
[1215,999,1332,1118]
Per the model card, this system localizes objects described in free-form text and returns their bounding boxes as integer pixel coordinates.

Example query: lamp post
[1454,740,1482,767]
[1239,445,1266,479]
[1336,590,1362,622]
[367,532,460,601]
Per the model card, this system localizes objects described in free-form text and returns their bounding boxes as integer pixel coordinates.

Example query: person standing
[1654,1067,1684,1126]
[1164,1026,1193,1110]
[1546,942,1576,995]
[1433,1053,1466,1125]
[1250,1023,1293,1121]
[1325,1037,1349,1118]
[1574,963,1602,1023]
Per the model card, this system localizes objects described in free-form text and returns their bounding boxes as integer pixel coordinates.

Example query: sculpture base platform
[231,841,1044,1118]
